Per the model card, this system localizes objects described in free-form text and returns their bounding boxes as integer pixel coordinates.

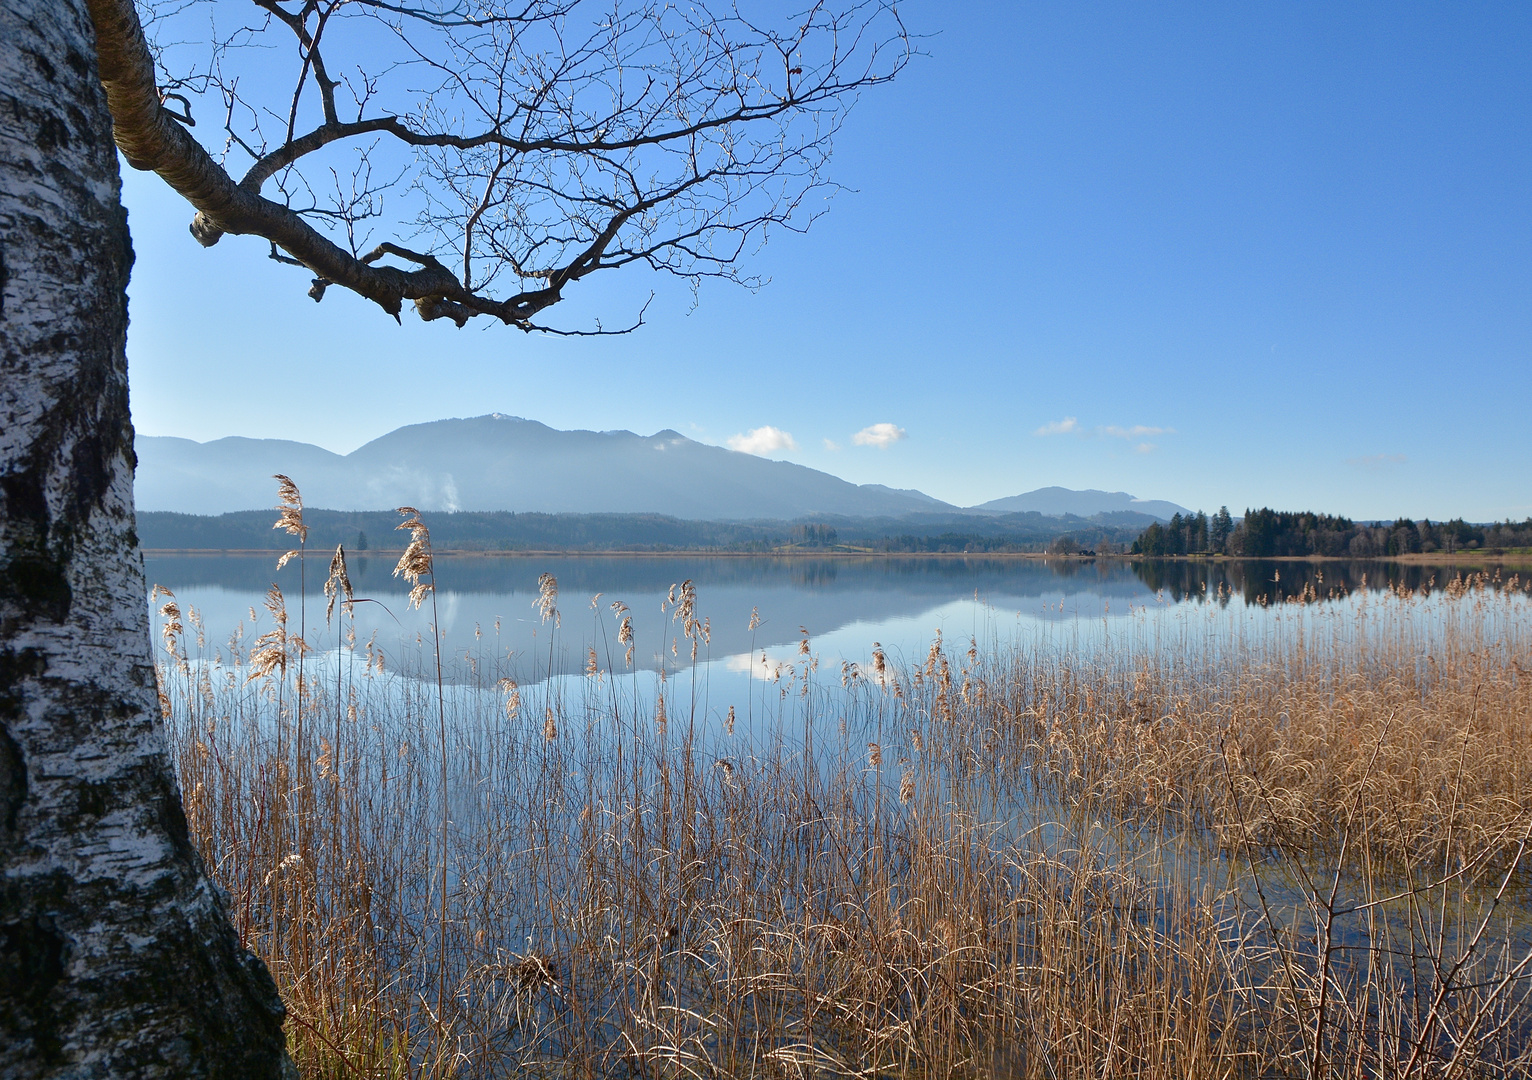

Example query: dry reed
[157,555,1532,1079]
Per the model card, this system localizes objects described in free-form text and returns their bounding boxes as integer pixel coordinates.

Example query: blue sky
[122,2,1530,521]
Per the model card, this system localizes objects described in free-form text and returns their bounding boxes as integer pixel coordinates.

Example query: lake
[145,551,1527,695]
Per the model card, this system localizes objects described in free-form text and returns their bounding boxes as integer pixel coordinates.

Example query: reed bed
[154,522,1532,1078]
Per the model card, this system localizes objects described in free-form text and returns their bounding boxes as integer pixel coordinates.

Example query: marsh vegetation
[152,500,1532,1078]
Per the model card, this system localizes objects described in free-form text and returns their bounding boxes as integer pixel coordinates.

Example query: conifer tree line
[1132,508,1532,558]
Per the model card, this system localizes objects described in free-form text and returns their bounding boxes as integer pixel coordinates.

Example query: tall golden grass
[154,501,1532,1078]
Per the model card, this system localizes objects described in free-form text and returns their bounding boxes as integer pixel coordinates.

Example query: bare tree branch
[88,0,910,332]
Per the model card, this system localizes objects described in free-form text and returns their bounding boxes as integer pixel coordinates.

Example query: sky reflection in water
[144,554,1523,697]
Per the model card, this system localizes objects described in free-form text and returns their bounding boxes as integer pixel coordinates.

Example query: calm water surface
[144,553,1524,695]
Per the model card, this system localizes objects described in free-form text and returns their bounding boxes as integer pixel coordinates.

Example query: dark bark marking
[0,444,74,624]
[63,49,91,81]
[0,556,72,625]
[0,724,24,835]
[151,763,191,850]
[66,106,94,148]
[33,113,69,152]
[0,461,73,622]
[24,49,56,83]
[0,915,67,1064]
[1,466,49,525]
[244,949,288,1023]
[0,918,65,1002]
[0,923,66,1058]
[0,649,49,704]
[72,779,109,821]
[62,428,112,523]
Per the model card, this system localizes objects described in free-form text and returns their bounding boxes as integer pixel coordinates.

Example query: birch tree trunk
[0,2,294,1074]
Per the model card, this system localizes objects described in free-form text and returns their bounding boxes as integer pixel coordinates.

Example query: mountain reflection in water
[144,553,1527,687]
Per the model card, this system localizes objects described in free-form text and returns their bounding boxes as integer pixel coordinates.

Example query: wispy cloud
[1346,453,1407,470]
[823,437,842,451]
[1101,424,1171,439]
[727,426,798,455]
[1036,417,1174,444]
[1034,416,1079,436]
[852,422,907,449]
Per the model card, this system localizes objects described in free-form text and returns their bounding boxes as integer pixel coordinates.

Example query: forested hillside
[136,508,1154,554]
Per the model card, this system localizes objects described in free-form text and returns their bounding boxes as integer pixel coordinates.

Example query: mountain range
[134,414,1189,522]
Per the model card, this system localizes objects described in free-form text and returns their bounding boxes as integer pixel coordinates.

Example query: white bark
[0,1,293,1074]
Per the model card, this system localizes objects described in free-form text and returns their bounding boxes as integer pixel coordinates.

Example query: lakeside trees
[1132,508,1225,556]
[2,1,906,1073]
[1133,507,1532,558]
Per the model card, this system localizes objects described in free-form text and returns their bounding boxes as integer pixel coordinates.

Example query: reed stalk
[158,560,1532,1079]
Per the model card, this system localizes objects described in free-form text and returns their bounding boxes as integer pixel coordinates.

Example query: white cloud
[1034,416,1079,436]
[1034,417,1176,443]
[727,425,798,455]
[853,422,907,448]
[1101,424,1172,439]
[823,438,842,451]
[1347,453,1407,469]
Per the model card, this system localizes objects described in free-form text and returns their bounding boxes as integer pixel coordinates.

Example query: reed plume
[272,473,307,542]
[153,585,184,660]
[392,508,434,610]
[323,544,353,624]
[247,584,289,683]
[534,572,559,625]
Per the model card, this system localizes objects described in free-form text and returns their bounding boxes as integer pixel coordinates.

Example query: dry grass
[156,551,1532,1079]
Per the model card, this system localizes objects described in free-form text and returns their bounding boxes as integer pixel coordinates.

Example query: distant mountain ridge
[973,486,1189,521]
[134,414,1189,522]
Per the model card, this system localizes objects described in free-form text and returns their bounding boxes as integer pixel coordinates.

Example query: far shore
[140,547,1532,563]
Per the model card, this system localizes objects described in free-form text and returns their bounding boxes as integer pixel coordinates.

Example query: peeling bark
[0,1,294,1074]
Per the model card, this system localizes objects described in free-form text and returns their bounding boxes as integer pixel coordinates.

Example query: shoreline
[140,548,1532,564]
